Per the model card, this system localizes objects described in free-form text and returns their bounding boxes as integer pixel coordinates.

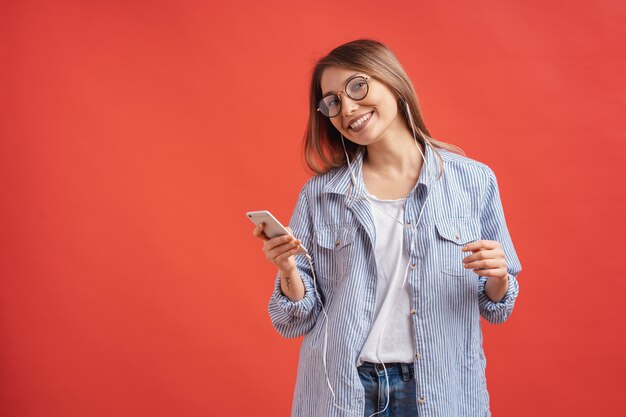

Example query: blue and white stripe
[268,143,522,417]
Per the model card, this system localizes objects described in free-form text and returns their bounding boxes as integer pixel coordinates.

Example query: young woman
[252,39,521,417]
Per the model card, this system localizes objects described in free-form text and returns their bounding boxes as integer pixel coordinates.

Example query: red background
[2,1,625,416]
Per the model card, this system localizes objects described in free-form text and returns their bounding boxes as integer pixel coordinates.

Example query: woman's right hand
[252,223,306,302]
[252,223,302,274]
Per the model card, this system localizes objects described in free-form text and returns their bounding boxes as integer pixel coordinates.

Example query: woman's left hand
[461,240,508,280]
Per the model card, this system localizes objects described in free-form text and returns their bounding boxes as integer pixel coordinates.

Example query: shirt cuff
[270,271,317,319]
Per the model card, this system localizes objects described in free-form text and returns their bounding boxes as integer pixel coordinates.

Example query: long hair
[304,39,464,175]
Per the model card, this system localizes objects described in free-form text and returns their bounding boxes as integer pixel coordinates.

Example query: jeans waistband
[358,362,414,381]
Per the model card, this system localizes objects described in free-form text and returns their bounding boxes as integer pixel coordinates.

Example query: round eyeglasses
[317,75,370,118]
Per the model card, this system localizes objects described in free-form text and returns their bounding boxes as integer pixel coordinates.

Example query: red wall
[2,1,625,416]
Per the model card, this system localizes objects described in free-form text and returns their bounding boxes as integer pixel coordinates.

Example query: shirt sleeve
[268,185,322,338]
[477,168,522,324]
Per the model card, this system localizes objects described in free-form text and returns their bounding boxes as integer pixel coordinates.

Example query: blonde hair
[304,39,464,175]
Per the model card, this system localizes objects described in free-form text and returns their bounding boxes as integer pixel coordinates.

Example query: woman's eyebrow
[322,73,363,96]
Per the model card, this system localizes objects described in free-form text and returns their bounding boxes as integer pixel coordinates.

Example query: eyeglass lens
[319,76,369,118]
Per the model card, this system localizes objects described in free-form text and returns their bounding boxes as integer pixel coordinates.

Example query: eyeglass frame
[317,75,370,118]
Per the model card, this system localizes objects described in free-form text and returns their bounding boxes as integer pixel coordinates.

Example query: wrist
[484,274,510,303]
[278,266,305,302]
[279,265,298,278]
[488,273,509,283]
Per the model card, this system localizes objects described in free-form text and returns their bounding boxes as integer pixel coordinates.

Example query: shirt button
[410,309,416,315]
[415,353,422,360]
[335,239,340,247]
[410,263,417,270]
[418,396,426,404]
[406,221,411,228]
[455,233,460,241]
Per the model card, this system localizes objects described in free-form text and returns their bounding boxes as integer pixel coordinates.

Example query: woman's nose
[341,95,359,116]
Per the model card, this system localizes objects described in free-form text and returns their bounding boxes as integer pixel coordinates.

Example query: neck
[364,130,424,179]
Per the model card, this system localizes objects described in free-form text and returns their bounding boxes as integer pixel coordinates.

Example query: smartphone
[246,210,308,254]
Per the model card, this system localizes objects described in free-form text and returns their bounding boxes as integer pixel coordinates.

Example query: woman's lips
[348,111,374,133]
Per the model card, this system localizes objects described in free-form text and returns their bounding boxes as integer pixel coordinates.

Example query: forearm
[279,267,305,301]
[269,266,320,338]
[484,275,509,303]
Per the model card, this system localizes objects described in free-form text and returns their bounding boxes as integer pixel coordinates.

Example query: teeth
[350,112,372,129]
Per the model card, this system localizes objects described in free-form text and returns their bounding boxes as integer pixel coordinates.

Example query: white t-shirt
[358,193,415,365]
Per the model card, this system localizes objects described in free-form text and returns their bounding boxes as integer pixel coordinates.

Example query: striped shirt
[268,143,522,417]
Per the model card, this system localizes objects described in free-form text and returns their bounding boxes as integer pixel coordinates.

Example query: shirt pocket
[435,219,481,277]
[314,226,356,281]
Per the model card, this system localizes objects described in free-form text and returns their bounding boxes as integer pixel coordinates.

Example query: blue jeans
[357,362,418,417]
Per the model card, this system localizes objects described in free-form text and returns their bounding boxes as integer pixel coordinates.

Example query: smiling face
[319,66,408,147]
